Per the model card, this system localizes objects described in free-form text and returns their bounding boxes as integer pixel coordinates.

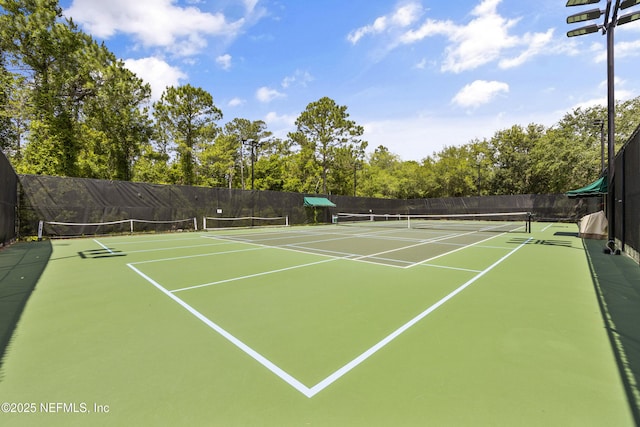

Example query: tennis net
[38,217,198,239]
[334,212,531,233]
[203,215,289,230]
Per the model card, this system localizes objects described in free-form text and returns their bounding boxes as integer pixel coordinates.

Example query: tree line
[2,0,640,199]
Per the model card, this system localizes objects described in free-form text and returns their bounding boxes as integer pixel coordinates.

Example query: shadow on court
[583,238,640,425]
[508,236,576,248]
[78,248,126,259]
[0,241,52,379]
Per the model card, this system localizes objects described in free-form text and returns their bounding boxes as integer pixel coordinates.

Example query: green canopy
[566,176,607,198]
[303,197,336,207]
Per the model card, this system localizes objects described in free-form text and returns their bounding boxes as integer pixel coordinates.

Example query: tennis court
[0,221,635,426]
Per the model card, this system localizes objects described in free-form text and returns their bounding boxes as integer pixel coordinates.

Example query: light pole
[566,0,640,254]
[593,119,605,173]
[476,152,485,196]
[242,138,258,190]
[353,161,358,197]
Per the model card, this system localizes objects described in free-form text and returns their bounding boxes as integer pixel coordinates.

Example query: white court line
[127,264,314,398]
[206,225,430,244]
[128,236,532,398]
[171,258,338,293]
[209,229,428,250]
[98,235,208,246]
[129,246,266,265]
[115,241,241,256]
[417,264,482,273]
[353,229,481,263]
[404,231,510,269]
[303,236,533,397]
[204,227,505,271]
[93,239,114,254]
[541,223,554,232]
[200,232,410,270]
[208,230,467,270]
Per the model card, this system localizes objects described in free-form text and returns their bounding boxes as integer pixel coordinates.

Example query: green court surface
[0,222,636,426]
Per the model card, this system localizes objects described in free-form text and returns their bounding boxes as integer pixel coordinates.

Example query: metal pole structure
[593,119,605,173]
[565,0,640,254]
[353,163,357,197]
[605,21,617,253]
[240,138,246,190]
[250,140,255,190]
[242,138,257,190]
[600,122,605,173]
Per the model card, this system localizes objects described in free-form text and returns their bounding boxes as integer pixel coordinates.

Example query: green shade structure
[566,176,608,198]
[303,197,336,207]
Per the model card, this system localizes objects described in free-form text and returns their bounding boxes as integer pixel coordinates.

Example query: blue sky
[59,0,640,161]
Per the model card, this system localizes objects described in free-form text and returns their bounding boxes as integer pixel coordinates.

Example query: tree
[1,0,154,178]
[282,131,323,194]
[199,133,238,188]
[427,145,476,197]
[360,146,401,198]
[0,54,21,156]
[487,124,544,195]
[80,48,153,181]
[153,84,222,185]
[223,118,272,189]
[290,97,366,194]
[132,143,170,184]
[1,0,83,175]
[252,138,293,191]
[528,107,603,194]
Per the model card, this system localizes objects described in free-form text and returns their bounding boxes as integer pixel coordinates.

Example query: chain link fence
[614,123,640,261]
[16,173,599,238]
[0,152,17,246]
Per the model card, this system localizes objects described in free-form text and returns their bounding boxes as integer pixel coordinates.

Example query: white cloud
[499,29,554,69]
[414,58,428,69]
[347,2,423,44]
[123,57,187,101]
[281,70,314,88]
[452,80,509,108]
[263,111,298,140]
[568,77,636,112]
[256,87,286,103]
[392,2,423,27]
[64,0,246,57]
[228,97,245,107]
[432,1,522,73]
[243,0,259,13]
[355,0,554,73]
[264,111,296,127]
[595,39,640,63]
[216,54,232,70]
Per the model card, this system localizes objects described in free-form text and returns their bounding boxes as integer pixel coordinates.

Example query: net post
[286,216,289,226]
[527,212,532,233]
[407,215,411,229]
[37,220,44,241]
[130,220,134,234]
[193,217,198,231]
[203,217,207,230]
